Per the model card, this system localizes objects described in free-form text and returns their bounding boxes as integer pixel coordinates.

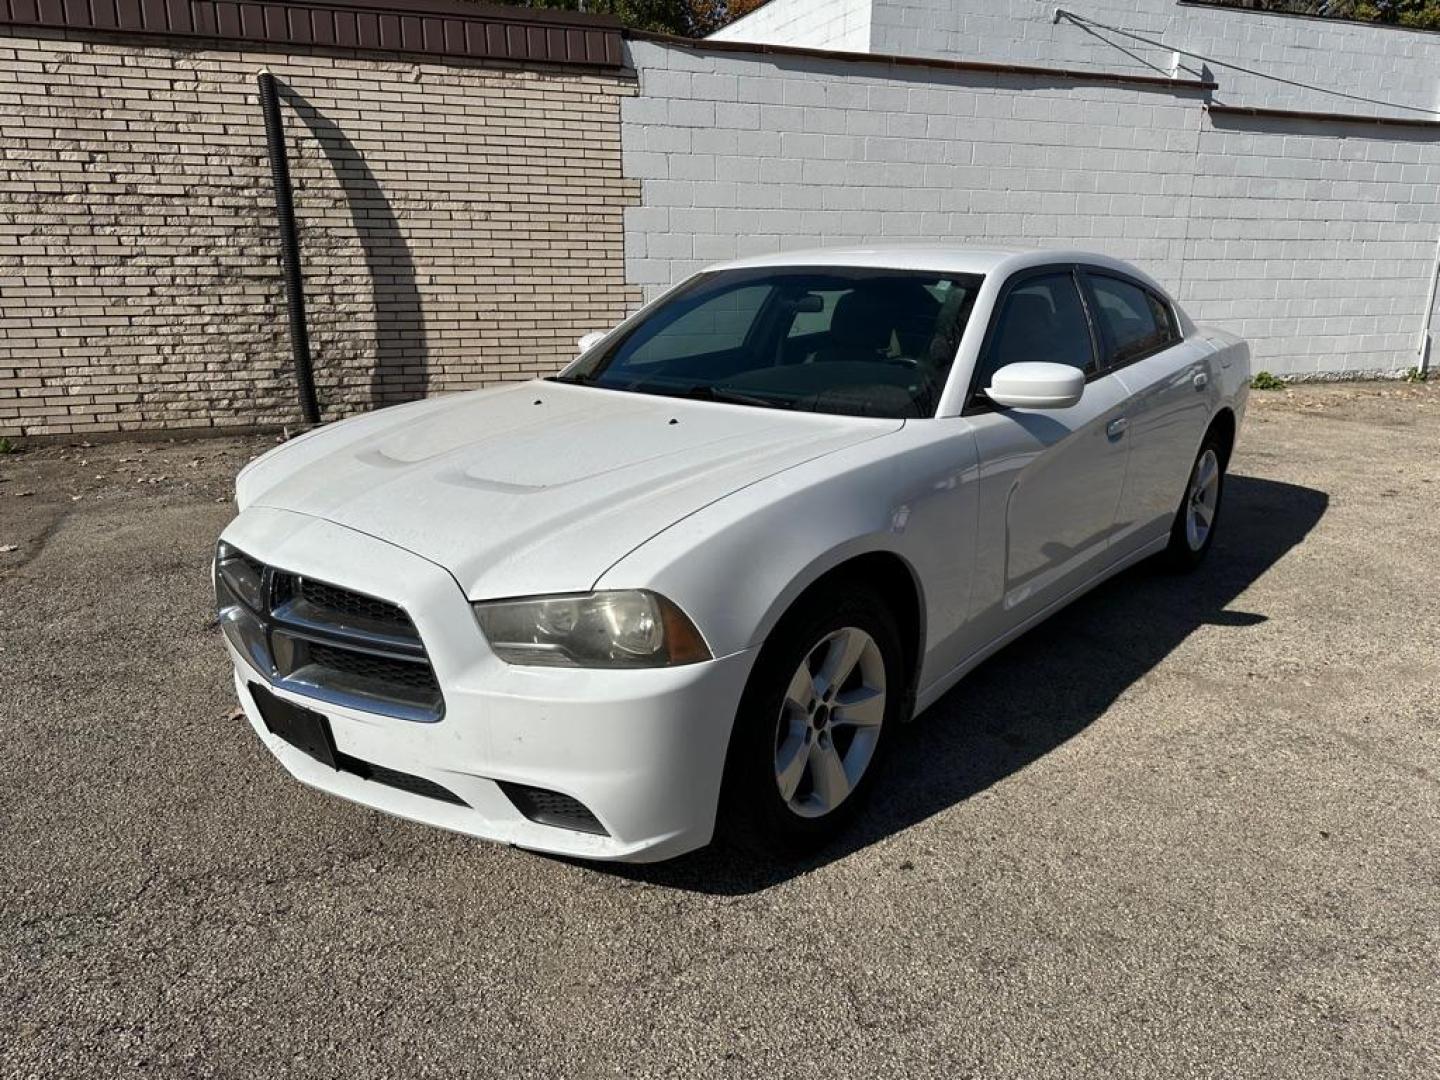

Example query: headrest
[829,290,894,354]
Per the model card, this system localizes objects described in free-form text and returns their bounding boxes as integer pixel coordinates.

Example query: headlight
[473,590,710,668]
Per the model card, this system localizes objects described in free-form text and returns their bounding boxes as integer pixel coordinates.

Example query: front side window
[558,267,984,419]
[1087,274,1177,365]
[973,271,1096,400]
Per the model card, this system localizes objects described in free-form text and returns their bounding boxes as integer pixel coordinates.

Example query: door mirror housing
[985,362,1085,410]
[577,331,607,355]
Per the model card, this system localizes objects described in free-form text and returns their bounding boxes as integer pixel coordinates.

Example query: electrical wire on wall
[1054,5,1440,374]
[1052,7,1440,117]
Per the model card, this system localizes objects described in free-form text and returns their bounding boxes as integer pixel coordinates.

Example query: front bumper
[221,507,757,863]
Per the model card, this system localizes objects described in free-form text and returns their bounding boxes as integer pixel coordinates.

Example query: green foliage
[513,0,1440,36]
[0,436,14,454]
[1403,366,1429,383]
[1194,1,1440,30]
[1251,371,1285,390]
[500,0,690,35]
[491,0,765,36]
[1355,1,1440,29]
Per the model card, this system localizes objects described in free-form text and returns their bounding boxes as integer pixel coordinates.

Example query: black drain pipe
[257,69,320,425]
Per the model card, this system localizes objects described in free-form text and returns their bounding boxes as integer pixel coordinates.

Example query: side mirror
[985,362,1085,410]
[577,331,606,355]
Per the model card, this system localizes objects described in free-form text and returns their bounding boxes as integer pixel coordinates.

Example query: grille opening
[499,782,608,836]
[304,642,439,693]
[279,638,443,717]
[273,571,419,642]
[217,543,444,722]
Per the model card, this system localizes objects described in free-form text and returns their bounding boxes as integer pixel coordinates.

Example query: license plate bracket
[249,682,338,769]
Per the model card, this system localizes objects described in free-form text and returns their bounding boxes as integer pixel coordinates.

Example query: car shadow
[585,473,1327,895]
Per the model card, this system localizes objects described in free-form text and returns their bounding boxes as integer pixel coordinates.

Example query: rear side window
[975,271,1096,396]
[1086,274,1179,366]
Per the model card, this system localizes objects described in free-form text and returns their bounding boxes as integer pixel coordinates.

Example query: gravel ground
[1,382,1437,1079]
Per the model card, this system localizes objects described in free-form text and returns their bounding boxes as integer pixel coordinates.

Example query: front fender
[595,422,981,670]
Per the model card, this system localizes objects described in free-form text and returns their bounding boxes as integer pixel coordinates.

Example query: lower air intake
[498,781,608,836]
[339,754,468,808]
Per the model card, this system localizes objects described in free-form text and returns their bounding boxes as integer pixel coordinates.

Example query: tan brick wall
[0,30,642,438]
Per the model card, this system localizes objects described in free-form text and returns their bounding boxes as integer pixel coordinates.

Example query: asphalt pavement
[1,382,1437,1079]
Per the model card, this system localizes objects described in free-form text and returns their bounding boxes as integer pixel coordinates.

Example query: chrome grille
[234,548,266,582]
[274,572,417,638]
[305,643,441,694]
[216,542,444,722]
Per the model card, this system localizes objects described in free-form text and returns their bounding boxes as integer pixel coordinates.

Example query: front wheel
[719,585,905,856]
[1161,434,1227,572]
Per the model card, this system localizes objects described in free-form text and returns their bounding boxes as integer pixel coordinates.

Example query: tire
[719,582,906,857]
[1161,430,1227,572]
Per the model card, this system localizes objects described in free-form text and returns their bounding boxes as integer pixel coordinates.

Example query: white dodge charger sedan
[217,248,1249,862]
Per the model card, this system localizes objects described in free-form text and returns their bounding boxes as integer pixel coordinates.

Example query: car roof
[706,246,1167,293]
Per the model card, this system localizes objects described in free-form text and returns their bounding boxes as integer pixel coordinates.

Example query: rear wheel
[720,584,904,855]
[1162,433,1226,571]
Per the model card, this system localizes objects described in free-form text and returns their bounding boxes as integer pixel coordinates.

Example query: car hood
[238,380,903,598]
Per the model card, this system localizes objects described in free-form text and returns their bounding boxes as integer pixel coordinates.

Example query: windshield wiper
[553,378,785,410]
[676,384,786,410]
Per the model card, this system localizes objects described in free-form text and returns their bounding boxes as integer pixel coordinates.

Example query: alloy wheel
[772,626,886,819]
[1185,447,1221,552]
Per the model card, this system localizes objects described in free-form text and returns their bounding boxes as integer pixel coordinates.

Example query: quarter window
[1087,275,1178,366]
[976,271,1096,397]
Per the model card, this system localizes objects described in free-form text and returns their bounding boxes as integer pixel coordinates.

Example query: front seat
[817,290,893,364]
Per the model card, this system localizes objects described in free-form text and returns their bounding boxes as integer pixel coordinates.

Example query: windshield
[555,267,984,418]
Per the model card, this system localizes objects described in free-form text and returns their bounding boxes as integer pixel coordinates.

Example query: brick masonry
[625,25,1440,379]
[6,4,1440,440]
[0,30,640,438]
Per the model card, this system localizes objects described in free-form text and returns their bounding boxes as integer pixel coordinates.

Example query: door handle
[1193,372,1209,389]
[1107,417,1129,438]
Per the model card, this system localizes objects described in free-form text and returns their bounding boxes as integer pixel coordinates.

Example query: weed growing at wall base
[1251,372,1285,390]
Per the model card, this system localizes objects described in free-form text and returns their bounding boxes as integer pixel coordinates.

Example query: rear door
[962,266,1132,639]
[1081,270,1215,552]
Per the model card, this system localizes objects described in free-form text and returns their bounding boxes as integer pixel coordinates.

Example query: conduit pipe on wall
[257,69,321,425]
[1420,232,1440,378]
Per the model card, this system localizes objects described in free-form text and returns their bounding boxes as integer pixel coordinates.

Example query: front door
[962,268,1131,640]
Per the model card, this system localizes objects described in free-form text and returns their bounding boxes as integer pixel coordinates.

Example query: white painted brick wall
[723,0,1440,122]
[871,1,1440,121]
[709,0,872,53]
[1185,113,1440,376]
[624,38,1440,377]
